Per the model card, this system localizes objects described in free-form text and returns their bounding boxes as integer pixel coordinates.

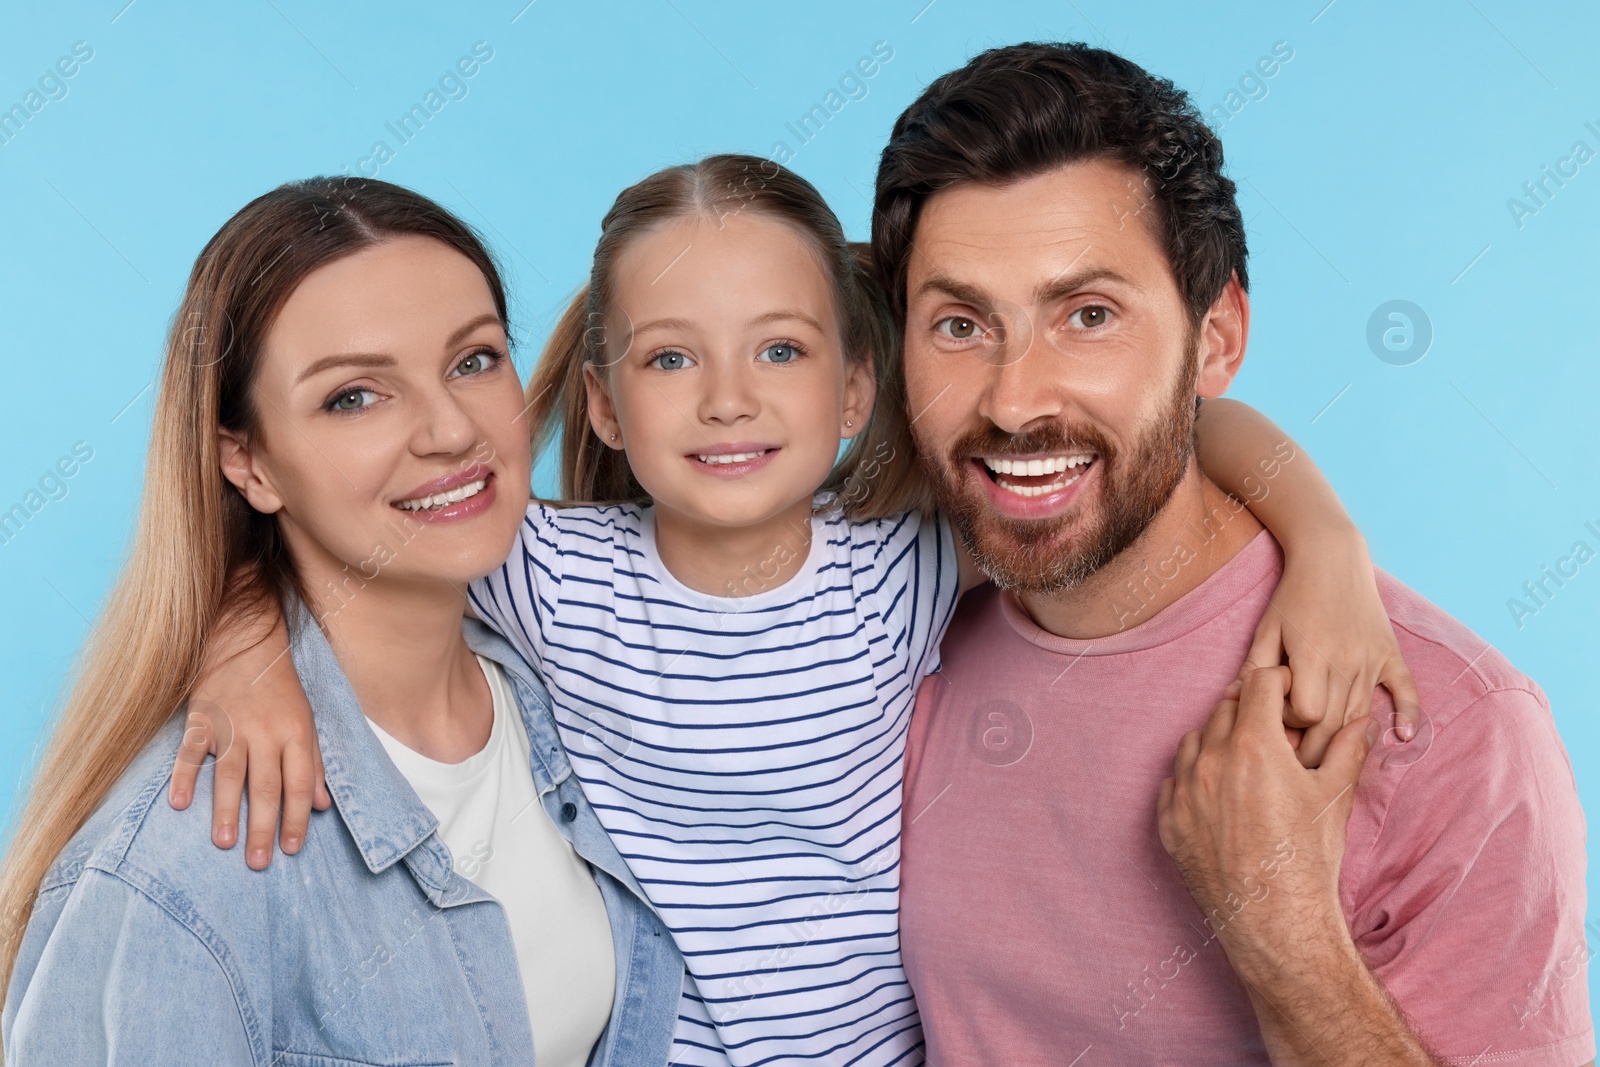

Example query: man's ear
[583,363,624,450]
[1194,273,1250,399]
[217,428,284,514]
[841,356,877,440]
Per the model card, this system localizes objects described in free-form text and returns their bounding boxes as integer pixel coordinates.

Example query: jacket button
[560,802,578,822]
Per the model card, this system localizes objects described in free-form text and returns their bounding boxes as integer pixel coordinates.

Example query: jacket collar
[288,602,488,909]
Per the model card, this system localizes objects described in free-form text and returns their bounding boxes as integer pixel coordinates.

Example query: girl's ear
[583,363,625,450]
[218,429,285,514]
[841,356,877,440]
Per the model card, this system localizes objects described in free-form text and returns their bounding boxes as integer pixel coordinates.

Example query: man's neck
[1017,467,1265,640]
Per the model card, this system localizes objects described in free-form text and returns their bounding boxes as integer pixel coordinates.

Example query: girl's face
[220,236,532,604]
[586,211,875,530]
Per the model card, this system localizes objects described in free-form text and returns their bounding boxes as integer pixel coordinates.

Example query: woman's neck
[652,496,815,597]
[305,566,491,763]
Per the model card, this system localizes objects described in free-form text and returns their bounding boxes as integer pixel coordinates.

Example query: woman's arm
[169,603,322,871]
[1195,397,1421,767]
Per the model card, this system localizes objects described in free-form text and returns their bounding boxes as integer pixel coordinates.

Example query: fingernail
[1398,720,1416,741]
[217,828,235,847]
[1365,720,1380,746]
[248,848,268,866]
[172,790,188,806]
[283,837,300,852]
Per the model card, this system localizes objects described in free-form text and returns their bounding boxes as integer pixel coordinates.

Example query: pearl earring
[845,420,853,428]
[609,433,618,441]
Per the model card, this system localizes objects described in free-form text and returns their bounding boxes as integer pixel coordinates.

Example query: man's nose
[978,312,1063,434]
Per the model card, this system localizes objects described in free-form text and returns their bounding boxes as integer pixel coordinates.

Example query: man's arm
[1157,668,1442,1066]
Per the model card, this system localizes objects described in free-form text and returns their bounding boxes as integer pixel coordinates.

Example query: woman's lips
[391,470,498,523]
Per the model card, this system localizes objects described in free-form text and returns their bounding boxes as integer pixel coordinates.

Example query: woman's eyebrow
[295,352,396,384]
[294,313,505,384]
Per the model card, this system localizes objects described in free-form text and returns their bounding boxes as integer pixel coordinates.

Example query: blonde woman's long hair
[525,154,931,520]
[0,176,510,1027]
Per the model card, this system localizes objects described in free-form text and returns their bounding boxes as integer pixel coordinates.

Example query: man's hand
[1157,667,1441,1066]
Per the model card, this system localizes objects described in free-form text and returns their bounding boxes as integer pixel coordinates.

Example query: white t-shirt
[366,655,616,1067]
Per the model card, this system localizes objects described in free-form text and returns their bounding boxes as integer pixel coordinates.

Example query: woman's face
[221,236,531,605]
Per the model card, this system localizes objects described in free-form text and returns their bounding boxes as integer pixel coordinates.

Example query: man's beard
[919,348,1200,594]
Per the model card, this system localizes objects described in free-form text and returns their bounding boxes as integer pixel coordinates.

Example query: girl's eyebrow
[748,309,824,333]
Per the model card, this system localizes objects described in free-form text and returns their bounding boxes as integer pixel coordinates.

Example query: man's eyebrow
[909,273,992,309]
[295,313,504,385]
[1036,267,1139,304]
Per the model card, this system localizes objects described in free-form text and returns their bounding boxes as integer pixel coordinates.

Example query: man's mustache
[948,422,1114,463]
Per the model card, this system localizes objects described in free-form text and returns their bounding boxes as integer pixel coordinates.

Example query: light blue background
[2,0,1596,1028]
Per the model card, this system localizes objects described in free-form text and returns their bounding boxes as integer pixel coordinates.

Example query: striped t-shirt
[469,500,959,1067]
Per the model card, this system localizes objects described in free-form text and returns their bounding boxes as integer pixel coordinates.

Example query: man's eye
[1070,305,1113,329]
[650,350,691,371]
[936,316,980,339]
[758,342,799,364]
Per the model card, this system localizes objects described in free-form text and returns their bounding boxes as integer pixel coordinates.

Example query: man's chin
[950,495,1110,594]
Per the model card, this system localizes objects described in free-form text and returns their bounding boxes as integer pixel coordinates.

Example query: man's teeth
[396,478,487,511]
[696,450,769,465]
[983,454,1093,477]
[982,453,1093,497]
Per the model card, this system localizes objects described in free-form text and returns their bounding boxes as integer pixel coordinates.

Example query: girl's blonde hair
[0,177,510,1031]
[525,154,930,520]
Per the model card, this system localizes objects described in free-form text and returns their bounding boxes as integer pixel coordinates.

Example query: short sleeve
[5,873,257,1065]
[850,510,961,683]
[1345,686,1594,1065]
[467,502,565,676]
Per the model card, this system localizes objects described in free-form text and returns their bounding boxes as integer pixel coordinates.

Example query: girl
[170,156,1418,1066]
[0,178,682,1066]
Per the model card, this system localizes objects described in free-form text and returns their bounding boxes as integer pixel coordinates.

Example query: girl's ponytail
[822,244,932,521]
[525,286,646,507]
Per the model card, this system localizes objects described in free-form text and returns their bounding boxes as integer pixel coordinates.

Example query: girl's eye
[327,388,379,413]
[1069,305,1113,329]
[935,316,981,340]
[649,350,693,371]
[452,349,501,376]
[758,342,800,364]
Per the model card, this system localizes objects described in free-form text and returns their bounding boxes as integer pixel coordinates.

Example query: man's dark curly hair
[872,41,1248,329]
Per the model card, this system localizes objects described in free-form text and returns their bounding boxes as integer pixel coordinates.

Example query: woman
[0,177,681,1066]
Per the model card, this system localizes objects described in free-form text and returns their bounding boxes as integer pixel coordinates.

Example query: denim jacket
[3,608,683,1066]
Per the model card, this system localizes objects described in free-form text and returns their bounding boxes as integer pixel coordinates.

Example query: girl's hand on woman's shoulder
[169,604,327,870]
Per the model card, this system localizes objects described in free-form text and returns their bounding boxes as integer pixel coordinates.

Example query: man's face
[902,158,1244,592]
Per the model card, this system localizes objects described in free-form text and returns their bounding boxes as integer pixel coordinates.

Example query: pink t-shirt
[902,530,1593,1066]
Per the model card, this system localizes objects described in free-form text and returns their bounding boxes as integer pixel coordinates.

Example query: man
[875,42,1593,1065]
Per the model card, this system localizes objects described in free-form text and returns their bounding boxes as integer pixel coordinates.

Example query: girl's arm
[1196,397,1422,766]
[169,603,322,871]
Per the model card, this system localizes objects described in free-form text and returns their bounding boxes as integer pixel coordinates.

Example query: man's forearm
[1236,936,1440,1067]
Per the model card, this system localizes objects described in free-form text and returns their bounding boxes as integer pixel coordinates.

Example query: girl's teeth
[397,478,487,511]
[697,451,767,465]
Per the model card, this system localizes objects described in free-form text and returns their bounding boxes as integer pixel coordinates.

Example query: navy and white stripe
[470,500,959,1067]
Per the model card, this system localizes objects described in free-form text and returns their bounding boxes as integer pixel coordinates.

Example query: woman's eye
[327,388,378,413]
[936,316,980,340]
[758,342,799,364]
[1069,305,1113,329]
[453,350,500,376]
[650,350,692,371]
